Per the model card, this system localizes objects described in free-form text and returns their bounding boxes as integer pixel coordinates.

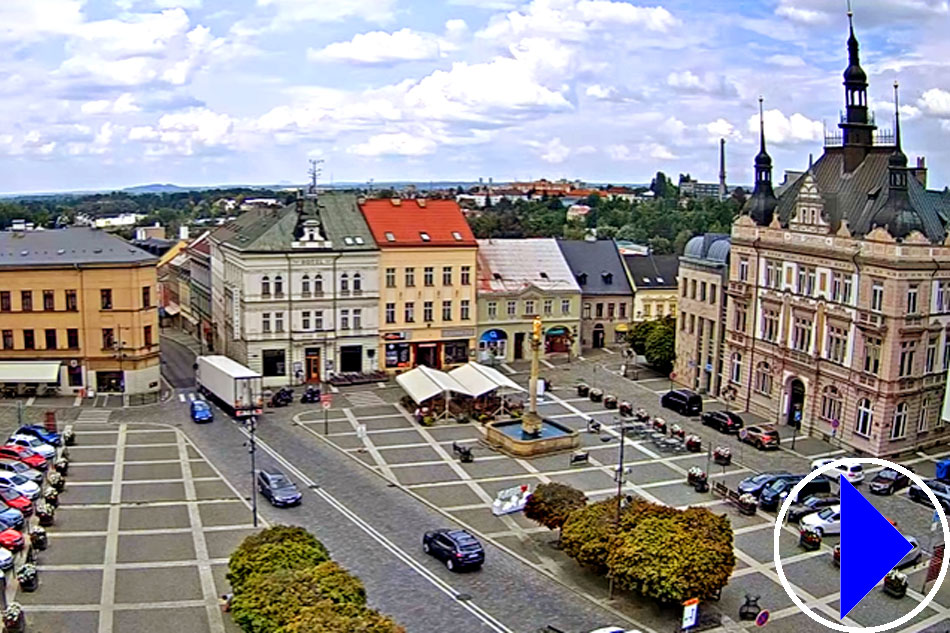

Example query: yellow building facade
[0,229,160,395]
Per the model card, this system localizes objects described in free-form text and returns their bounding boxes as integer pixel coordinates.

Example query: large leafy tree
[524,483,588,536]
[627,320,658,356]
[559,498,617,575]
[644,322,676,373]
[226,525,330,594]
[285,604,406,633]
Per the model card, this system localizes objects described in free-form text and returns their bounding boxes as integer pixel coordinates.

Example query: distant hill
[122,183,193,194]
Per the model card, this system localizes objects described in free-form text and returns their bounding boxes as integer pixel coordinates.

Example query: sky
[2,0,950,194]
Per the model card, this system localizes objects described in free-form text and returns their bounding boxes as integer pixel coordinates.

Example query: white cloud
[774,0,948,26]
[666,70,738,97]
[607,144,632,160]
[766,54,806,67]
[747,108,823,144]
[127,107,235,155]
[349,132,438,157]
[585,84,617,100]
[0,0,85,43]
[528,137,571,164]
[154,0,202,7]
[81,93,140,115]
[257,0,395,27]
[643,142,676,160]
[448,0,517,8]
[308,28,444,65]
[919,88,950,117]
[705,118,742,141]
[774,5,829,25]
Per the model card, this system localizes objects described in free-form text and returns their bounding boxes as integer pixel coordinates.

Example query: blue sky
[1,0,949,193]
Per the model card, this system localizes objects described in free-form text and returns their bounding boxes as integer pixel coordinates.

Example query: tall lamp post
[608,416,628,600]
[244,416,259,527]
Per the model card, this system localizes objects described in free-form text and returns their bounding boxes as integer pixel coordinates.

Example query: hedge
[226,525,330,594]
[284,604,406,633]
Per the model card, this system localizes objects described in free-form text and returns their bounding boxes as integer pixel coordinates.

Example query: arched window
[313,274,323,294]
[919,397,932,432]
[274,275,284,296]
[301,274,310,296]
[261,275,271,296]
[731,353,742,384]
[891,402,907,440]
[856,398,873,437]
[820,385,842,422]
[340,273,349,292]
[754,362,772,395]
[353,273,362,292]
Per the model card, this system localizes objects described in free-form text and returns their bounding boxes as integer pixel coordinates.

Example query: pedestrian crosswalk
[344,390,387,408]
[178,392,201,402]
[76,409,112,424]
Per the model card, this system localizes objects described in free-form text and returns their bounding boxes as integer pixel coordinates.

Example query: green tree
[644,322,676,373]
[627,320,658,356]
[595,225,618,240]
[524,483,588,538]
[227,526,330,594]
[647,236,673,254]
[560,497,617,574]
[285,604,406,633]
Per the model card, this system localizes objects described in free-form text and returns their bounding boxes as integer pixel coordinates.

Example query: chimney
[718,138,727,202]
[913,156,928,187]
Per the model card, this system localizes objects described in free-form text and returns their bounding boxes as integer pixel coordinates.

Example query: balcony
[726,330,746,347]
[786,349,813,368]
[900,314,925,333]
[727,281,751,299]
[856,310,886,333]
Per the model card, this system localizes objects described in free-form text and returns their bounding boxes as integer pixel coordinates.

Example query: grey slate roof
[623,254,679,290]
[556,239,633,296]
[683,234,731,265]
[775,147,950,243]
[213,193,377,252]
[0,228,156,267]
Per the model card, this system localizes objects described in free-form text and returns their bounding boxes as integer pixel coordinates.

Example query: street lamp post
[609,416,627,600]
[245,416,259,527]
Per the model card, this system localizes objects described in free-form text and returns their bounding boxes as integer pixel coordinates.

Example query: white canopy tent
[449,362,525,396]
[396,366,474,417]
[0,361,62,383]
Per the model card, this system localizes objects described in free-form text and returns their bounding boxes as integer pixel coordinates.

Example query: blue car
[14,425,61,447]
[0,506,24,532]
[190,400,214,423]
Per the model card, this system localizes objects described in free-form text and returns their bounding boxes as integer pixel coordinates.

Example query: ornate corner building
[724,11,950,456]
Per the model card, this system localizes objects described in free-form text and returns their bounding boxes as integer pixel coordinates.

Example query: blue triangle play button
[840,475,913,618]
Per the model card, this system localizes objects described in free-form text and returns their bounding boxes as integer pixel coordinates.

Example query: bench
[569,451,590,467]
[586,420,602,434]
[451,441,474,463]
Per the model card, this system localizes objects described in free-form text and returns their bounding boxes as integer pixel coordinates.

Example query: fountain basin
[486,419,579,457]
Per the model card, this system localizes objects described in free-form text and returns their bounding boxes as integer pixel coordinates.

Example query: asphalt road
[160,334,197,389]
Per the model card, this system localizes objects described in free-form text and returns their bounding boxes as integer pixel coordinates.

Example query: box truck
[195,356,263,418]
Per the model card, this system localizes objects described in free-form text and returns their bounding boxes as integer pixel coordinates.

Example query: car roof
[260,469,286,478]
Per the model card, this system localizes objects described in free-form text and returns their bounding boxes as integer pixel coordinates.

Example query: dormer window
[577,273,588,286]
[656,276,664,283]
[420,232,431,242]
[540,272,549,280]
[493,272,503,281]
[602,272,613,284]
[343,237,354,245]
[452,231,463,241]
[354,237,364,245]
[385,232,395,242]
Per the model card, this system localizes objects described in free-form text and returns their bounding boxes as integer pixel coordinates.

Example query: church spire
[889,81,908,184]
[745,96,777,226]
[838,0,876,171]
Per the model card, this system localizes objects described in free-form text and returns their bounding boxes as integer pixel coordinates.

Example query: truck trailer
[195,356,263,418]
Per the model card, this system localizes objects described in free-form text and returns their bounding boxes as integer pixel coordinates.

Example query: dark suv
[660,389,703,416]
[737,471,793,497]
[423,528,484,571]
[701,410,744,433]
[257,470,302,507]
[758,474,832,510]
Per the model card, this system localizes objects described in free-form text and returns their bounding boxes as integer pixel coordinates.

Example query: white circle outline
[773,457,950,632]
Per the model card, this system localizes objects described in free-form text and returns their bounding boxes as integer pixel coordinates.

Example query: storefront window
[443,340,469,365]
[262,349,286,377]
[385,343,411,368]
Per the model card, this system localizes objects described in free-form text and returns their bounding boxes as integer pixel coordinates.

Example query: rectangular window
[907,285,919,314]
[607,303,615,319]
[1,331,11,350]
[944,336,950,371]
[67,328,79,349]
[385,303,396,324]
[340,309,349,330]
[142,286,151,308]
[644,304,652,318]
[871,281,884,312]
[460,300,470,321]
[710,285,717,305]
[827,325,848,364]
[461,266,471,286]
[302,311,311,331]
[734,305,747,332]
[102,328,114,349]
[689,314,695,334]
[405,302,415,323]
[20,291,31,312]
[44,329,56,350]
[898,341,916,377]
[583,303,591,319]
[507,301,516,317]
[262,350,286,377]
[276,311,287,331]
[927,337,938,373]
[544,299,553,316]
[0,293,9,312]
[22,330,34,350]
[353,309,361,329]
[843,276,853,304]
[43,290,54,311]
[385,268,396,288]
[144,325,152,347]
[262,313,271,333]
[682,281,688,298]
[525,300,535,315]
[442,300,452,321]
[690,280,697,299]
[764,260,780,289]
[314,311,324,330]
[405,268,415,287]
[487,301,497,320]
[596,303,604,318]
[423,301,433,322]
[619,302,626,319]
[442,266,452,286]
[831,273,842,302]
[424,267,434,287]
[65,289,77,311]
[864,336,881,375]
[700,282,707,302]
[101,289,112,310]
[739,258,749,282]
[762,309,779,342]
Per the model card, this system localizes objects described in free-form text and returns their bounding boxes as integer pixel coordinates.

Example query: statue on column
[522,315,544,436]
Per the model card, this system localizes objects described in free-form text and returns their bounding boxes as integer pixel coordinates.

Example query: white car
[7,435,55,460]
[801,504,842,535]
[0,548,13,571]
[0,473,39,500]
[811,458,864,484]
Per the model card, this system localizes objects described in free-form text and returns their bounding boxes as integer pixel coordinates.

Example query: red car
[0,445,47,471]
[0,529,24,552]
[738,424,781,450]
[0,487,32,516]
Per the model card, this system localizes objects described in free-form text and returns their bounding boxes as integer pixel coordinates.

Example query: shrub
[524,482,588,532]
[227,526,330,594]
[559,497,617,574]
[284,603,406,633]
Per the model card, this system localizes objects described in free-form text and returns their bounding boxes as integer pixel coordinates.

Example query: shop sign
[383,332,409,341]
[441,328,475,338]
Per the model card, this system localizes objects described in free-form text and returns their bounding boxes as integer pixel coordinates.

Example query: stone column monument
[522,315,544,436]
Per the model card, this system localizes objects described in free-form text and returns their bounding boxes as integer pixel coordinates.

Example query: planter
[738,494,758,516]
[685,435,702,453]
[714,447,732,466]
[576,383,590,397]
[63,425,75,446]
[589,389,603,403]
[54,457,68,475]
[883,571,908,598]
[653,418,667,434]
[687,467,707,487]
[799,528,822,551]
[29,528,47,551]
[43,489,59,509]
[36,503,54,527]
[832,544,840,568]
[694,479,710,493]
[16,565,37,592]
[619,402,632,416]
[603,395,618,409]
[47,472,65,492]
[2,603,24,633]
[670,424,685,440]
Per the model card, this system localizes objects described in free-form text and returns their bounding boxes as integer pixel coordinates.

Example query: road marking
[97,422,126,633]
[234,424,516,633]
[189,393,196,402]
[540,359,555,369]
[178,394,185,402]
[330,384,340,394]
[500,363,516,375]
[602,347,616,355]
[377,382,387,389]
[73,394,82,407]
[342,408,394,479]
[345,390,387,408]
[25,396,35,407]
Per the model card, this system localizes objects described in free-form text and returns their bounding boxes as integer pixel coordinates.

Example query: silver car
[0,459,42,484]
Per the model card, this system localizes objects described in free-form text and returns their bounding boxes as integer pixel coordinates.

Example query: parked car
[14,426,60,447]
[659,389,703,416]
[257,469,302,507]
[0,547,13,571]
[0,460,42,484]
[787,493,840,523]
[811,458,865,484]
[737,471,792,497]
[422,528,484,571]
[0,529,24,552]
[870,468,912,495]
[908,479,950,510]
[0,445,47,471]
[0,506,24,532]
[739,424,781,450]
[0,487,32,517]
[700,410,744,434]
[0,473,39,500]
[7,434,55,460]
[800,504,842,535]
[190,400,214,423]
[896,536,922,569]
[759,475,832,510]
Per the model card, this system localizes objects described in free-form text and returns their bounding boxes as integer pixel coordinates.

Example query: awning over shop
[163,302,180,316]
[0,361,62,383]
[396,365,473,403]
[450,362,525,396]
[615,322,630,332]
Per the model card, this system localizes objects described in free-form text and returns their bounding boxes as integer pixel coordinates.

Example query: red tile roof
[359,199,477,247]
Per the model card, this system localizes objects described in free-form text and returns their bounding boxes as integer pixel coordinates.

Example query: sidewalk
[160,327,202,355]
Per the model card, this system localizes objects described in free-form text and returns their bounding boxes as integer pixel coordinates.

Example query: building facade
[723,12,950,456]
[556,239,632,350]
[0,228,159,394]
[675,234,731,395]
[360,198,478,371]
[186,232,214,353]
[624,254,680,322]
[475,239,581,363]
[211,193,380,388]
